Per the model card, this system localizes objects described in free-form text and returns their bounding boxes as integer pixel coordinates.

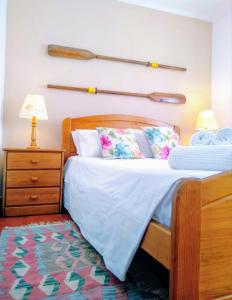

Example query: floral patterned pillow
[97,127,143,159]
[143,127,179,159]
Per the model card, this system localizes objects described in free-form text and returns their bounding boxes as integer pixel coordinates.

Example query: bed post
[62,118,72,162]
[170,180,201,299]
[170,172,232,299]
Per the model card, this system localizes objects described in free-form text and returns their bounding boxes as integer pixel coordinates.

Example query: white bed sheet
[64,156,219,280]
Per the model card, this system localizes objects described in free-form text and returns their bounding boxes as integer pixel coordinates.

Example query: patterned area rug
[0,221,168,300]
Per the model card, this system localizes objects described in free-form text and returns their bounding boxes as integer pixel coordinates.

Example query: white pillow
[129,129,153,158]
[71,130,102,157]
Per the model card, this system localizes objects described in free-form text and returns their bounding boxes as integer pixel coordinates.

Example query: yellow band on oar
[151,62,159,68]
[88,87,96,94]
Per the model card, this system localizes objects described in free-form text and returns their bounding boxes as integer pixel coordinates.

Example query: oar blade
[149,92,186,104]
[48,44,96,60]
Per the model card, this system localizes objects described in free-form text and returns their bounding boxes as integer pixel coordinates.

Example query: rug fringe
[1,220,75,231]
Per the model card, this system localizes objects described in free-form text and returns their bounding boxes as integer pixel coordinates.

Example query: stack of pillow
[72,126,232,171]
[72,126,179,160]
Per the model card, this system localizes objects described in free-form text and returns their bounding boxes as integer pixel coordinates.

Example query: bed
[62,114,232,300]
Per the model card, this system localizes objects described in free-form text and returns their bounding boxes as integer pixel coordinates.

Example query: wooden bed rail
[170,171,232,300]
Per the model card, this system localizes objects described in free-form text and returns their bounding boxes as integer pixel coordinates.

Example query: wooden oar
[48,45,187,72]
[47,84,186,104]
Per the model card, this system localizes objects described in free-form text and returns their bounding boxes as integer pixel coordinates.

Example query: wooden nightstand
[2,148,65,217]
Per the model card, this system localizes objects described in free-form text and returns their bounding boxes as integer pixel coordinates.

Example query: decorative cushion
[97,127,143,159]
[143,127,179,159]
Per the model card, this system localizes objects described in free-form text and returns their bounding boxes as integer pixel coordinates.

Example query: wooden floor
[0,213,71,232]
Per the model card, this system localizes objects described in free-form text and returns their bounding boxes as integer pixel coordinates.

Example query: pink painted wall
[3,0,212,147]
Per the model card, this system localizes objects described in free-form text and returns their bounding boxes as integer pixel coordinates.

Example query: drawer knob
[31,159,39,164]
[31,176,39,182]
[30,194,38,200]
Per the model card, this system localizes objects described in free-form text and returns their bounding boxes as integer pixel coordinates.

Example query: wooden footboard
[141,171,232,299]
[170,171,232,300]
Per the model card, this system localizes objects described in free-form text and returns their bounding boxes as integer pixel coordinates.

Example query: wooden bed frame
[62,114,232,300]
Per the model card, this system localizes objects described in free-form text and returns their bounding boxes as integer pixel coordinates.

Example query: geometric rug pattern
[0,221,168,299]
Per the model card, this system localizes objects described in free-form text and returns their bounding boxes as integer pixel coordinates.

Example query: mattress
[64,157,218,227]
[64,156,219,280]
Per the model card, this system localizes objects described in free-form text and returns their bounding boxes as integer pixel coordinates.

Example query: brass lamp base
[28,116,40,149]
[27,146,40,150]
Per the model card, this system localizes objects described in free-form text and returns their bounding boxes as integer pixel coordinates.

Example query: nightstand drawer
[6,170,61,188]
[6,187,60,206]
[7,152,61,169]
[5,204,60,216]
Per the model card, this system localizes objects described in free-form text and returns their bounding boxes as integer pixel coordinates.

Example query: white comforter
[64,157,218,281]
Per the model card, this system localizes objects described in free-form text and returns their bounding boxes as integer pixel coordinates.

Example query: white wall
[0,0,7,150]
[4,0,212,147]
[211,0,232,127]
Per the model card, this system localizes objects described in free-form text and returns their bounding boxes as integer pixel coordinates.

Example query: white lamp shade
[195,110,218,131]
[19,94,48,120]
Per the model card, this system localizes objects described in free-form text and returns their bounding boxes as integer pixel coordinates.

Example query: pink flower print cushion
[97,127,143,159]
[143,127,179,159]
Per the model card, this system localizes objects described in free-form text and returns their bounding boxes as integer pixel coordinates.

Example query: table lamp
[19,94,48,149]
[195,110,218,131]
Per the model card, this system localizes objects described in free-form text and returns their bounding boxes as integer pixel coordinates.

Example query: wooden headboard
[62,114,180,162]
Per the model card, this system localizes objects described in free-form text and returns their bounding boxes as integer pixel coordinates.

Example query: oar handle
[47,84,89,93]
[97,55,186,71]
[96,54,148,66]
[156,64,186,72]
[48,84,148,98]
[97,88,147,98]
